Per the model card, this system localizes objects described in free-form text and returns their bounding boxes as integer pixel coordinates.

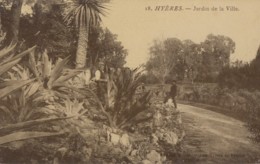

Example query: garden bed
[0,101,185,163]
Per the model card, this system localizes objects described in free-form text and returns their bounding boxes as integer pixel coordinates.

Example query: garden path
[177,104,260,164]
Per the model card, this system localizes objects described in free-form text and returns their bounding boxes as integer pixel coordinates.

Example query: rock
[176,113,182,124]
[146,150,161,163]
[125,147,132,155]
[155,131,164,140]
[165,115,171,121]
[161,155,167,162]
[110,158,117,163]
[119,133,131,147]
[82,146,92,157]
[113,147,123,155]
[179,131,186,142]
[153,110,163,128]
[30,159,39,164]
[57,147,67,158]
[162,132,178,146]
[52,158,59,164]
[110,133,121,145]
[142,159,152,164]
[151,133,159,144]
[111,128,118,133]
[130,149,138,156]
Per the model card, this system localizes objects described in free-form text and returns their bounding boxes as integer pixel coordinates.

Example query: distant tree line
[144,34,236,84]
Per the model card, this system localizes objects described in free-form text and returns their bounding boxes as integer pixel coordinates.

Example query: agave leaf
[0,59,21,76]
[1,53,16,66]
[17,91,27,122]
[6,95,19,114]
[0,80,22,88]
[54,69,83,85]
[0,116,74,135]
[62,99,86,118]
[107,80,117,109]
[24,82,41,98]
[7,71,17,80]
[0,105,15,121]
[1,46,37,66]
[0,32,6,44]
[21,106,35,122]
[0,44,16,61]
[47,56,70,88]
[42,51,52,79]
[0,131,66,145]
[0,79,35,100]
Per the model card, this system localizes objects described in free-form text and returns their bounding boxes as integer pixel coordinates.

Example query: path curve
[177,104,260,164]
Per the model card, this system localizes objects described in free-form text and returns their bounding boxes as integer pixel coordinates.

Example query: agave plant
[25,51,86,103]
[51,98,87,119]
[0,89,40,124]
[0,45,37,99]
[0,45,37,125]
[107,68,152,129]
[0,45,57,144]
[0,46,85,145]
[85,67,152,129]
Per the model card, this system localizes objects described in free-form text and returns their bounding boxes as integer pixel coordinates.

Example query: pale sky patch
[102,0,260,68]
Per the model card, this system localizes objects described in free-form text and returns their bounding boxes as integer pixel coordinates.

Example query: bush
[90,67,152,129]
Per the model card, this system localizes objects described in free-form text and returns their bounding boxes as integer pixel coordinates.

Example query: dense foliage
[91,67,152,129]
[218,48,260,90]
[88,27,127,69]
[145,34,235,84]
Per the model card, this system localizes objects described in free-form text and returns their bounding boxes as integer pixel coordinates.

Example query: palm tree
[64,0,106,68]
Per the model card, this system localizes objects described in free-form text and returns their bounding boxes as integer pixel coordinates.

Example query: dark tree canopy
[88,26,127,69]
[218,45,260,90]
[145,34,236,84]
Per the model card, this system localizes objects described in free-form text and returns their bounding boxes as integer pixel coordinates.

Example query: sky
[102,0,260,68]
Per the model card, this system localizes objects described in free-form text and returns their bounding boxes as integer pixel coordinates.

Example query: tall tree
[19,0,75,59]
[88,27,127,69]
[145,35,235,83]
[182,40,203,83]
[64,0,106,68]
[204,35,234,67]
[198,34,235,82]
[164,38,185,81]
[6,0,24,45]
[146,38,183,84]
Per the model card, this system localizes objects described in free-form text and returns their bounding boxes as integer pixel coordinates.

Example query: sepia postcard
[0,0,260,163]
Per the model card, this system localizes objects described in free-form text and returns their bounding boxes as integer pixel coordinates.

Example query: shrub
[0,45,86,145]
[87,67,152,129]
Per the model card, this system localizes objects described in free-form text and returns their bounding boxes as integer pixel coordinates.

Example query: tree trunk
[6,0,24,45]
[76,25,89,68]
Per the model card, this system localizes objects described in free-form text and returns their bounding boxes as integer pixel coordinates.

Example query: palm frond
[64,0,107,27]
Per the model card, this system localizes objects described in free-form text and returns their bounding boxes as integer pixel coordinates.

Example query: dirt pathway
[176,104,260,164]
